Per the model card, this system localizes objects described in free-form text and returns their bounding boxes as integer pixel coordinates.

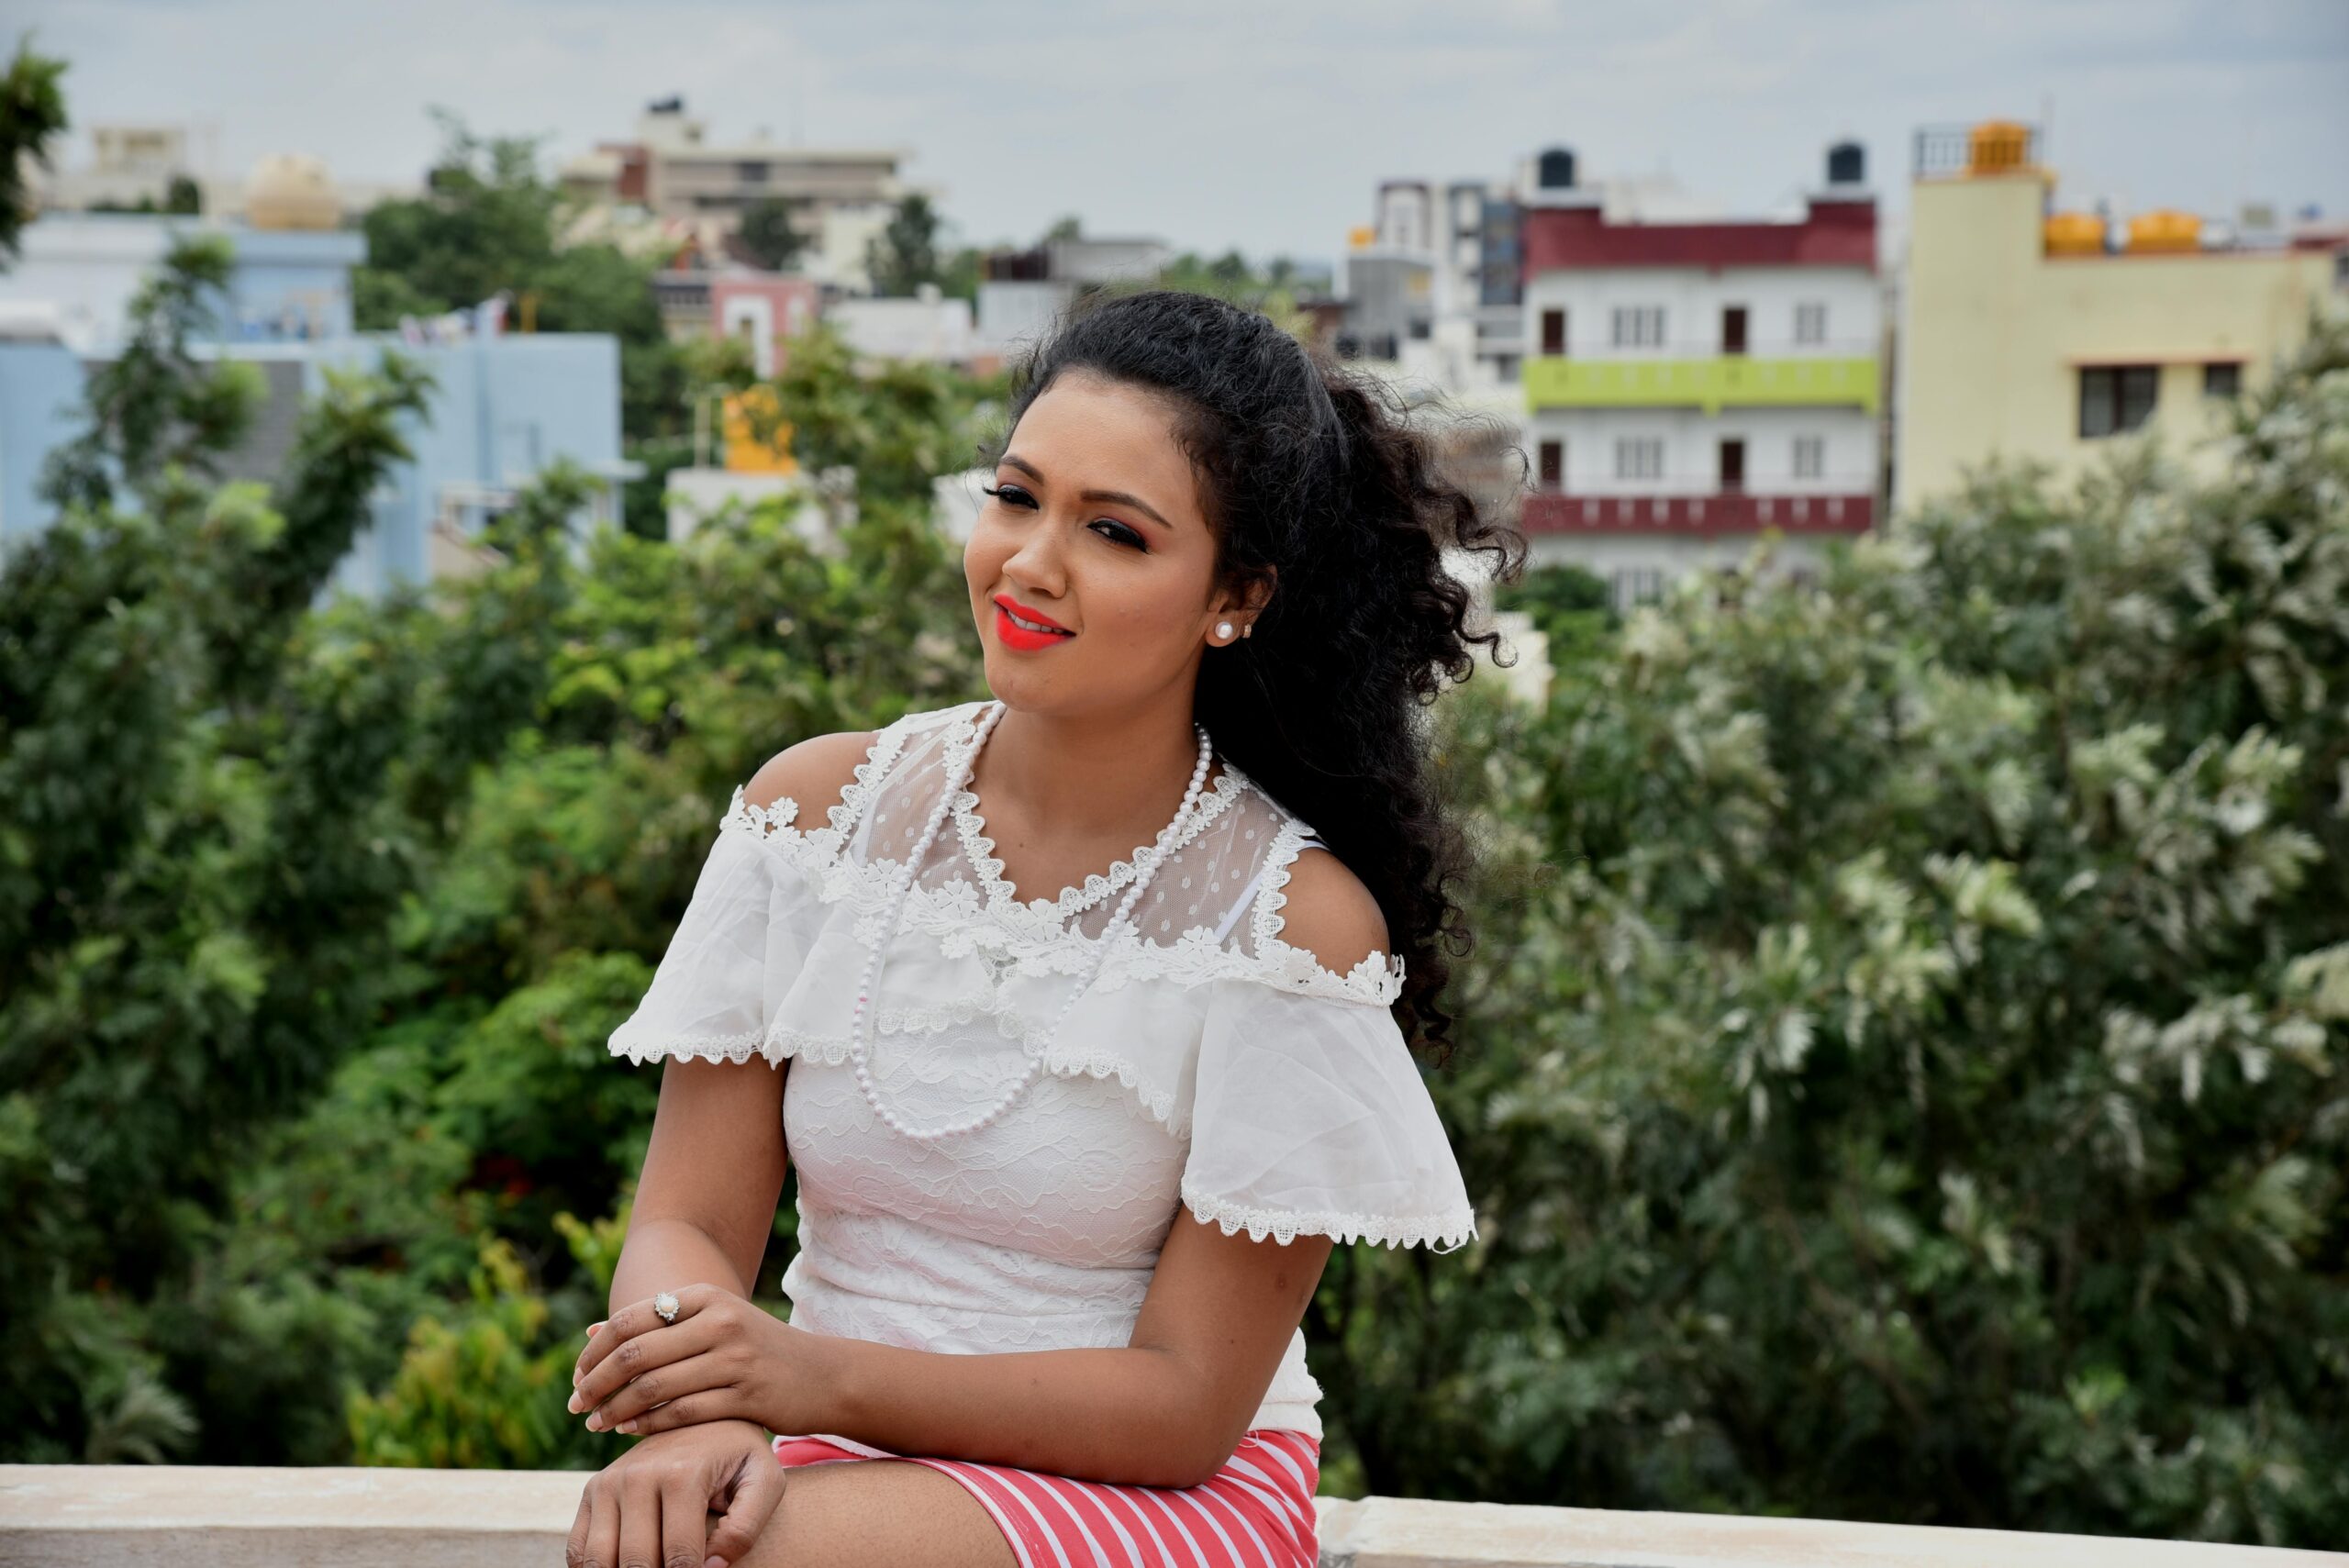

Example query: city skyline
[15,0,2349,269]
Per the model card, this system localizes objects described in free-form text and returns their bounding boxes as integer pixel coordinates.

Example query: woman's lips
[993,601,1075,651]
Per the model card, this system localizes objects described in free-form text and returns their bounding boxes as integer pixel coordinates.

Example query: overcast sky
[19,0,2349,268]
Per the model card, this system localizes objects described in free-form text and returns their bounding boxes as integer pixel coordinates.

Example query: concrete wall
[7,1465,2336,1567]
[1528,405,1877,497]
[1524,263,1880,360]
[1896,171,2340,508]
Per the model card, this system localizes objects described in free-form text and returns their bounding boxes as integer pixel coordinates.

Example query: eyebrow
[998,453,1174,532]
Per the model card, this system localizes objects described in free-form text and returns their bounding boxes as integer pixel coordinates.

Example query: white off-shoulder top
[607,697,1477,1440]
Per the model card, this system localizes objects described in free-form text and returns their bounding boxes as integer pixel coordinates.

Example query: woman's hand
[570,1284,841,1440]
[567,1417,783,1568]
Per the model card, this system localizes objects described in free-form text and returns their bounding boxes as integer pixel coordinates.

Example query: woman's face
[965,368,1252,714]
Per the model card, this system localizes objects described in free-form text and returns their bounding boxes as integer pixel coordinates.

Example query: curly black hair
[975,287,1530,1066]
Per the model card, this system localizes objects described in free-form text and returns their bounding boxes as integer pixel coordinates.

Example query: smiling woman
[569,288,1528,1568]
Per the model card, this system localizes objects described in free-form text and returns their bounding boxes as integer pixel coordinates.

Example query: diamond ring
[653,1291,680,1323]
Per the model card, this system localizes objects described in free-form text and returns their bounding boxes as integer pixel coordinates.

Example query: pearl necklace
[849,699,1215,1142]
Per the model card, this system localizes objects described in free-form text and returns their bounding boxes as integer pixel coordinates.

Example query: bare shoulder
[744,729,879,825]
[1275,840,1395,973]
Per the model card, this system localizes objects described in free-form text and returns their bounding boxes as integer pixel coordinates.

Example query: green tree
[0,33,70,265]
[736,195,810,272]
[353,110,686,449]
[0,238,444,1461]
[1314,318,2349,1548]
[1494,559,1617,672]
[865,191,944,296]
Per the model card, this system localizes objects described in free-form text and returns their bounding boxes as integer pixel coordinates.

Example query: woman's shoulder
[1266,839,1393,984]
[740,699,986,819]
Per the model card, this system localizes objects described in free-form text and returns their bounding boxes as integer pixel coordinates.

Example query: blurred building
[1517,142,1883,612]
[560,97,909,295]
[0,330,634,593]
[0,211,365,351]
[29,126,418,221]
[1896,121,2348,508]
[974,231,1173,360]
[0,206,633,588]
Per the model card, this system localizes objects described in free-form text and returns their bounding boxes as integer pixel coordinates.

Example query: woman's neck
[971,695,1220,844]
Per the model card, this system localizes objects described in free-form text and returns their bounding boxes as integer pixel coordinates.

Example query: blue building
[0,213,637,597]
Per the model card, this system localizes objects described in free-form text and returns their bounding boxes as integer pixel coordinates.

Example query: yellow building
[1896,122,2343,509]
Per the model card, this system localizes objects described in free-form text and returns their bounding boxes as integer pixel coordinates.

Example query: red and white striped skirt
[770,1428,1321,1568]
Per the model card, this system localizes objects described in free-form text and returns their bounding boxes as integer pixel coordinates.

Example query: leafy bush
[1312,319,2349,1548]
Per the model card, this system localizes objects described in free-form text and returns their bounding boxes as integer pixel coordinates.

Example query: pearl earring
[1216,620,1233,639]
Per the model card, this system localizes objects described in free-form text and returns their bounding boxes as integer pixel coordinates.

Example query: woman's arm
[801,1220,1334,1489]
[610,732,879,1317]
[793,847,1380,1487]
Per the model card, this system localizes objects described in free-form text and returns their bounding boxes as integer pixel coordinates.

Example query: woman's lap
[769,1429,1322,1568]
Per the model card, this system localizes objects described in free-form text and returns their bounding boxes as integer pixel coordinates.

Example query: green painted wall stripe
[1525,355,1881,413]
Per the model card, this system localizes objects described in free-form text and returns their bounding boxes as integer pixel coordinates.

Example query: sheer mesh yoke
[607,699,1477,1441]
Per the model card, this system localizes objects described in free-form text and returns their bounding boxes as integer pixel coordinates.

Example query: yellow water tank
[2043,211,2105,256]
[1966,120,2032,175]
[1347,225,1375,250]
[2125,209,2201,252]
[721,386,797,475]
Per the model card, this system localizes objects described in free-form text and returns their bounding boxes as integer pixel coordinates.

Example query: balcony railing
[1522,490,1876,535]
[3,1465,2329,1567]
[1524,354,1881,413]
[1913,121,2042,181]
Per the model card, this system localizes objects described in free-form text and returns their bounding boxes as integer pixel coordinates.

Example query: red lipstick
[993,594,1075,651]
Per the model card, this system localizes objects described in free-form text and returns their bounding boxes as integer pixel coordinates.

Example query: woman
[564,288,1525,1568]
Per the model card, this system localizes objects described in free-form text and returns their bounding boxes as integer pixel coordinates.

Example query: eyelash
[980,483,1149,551]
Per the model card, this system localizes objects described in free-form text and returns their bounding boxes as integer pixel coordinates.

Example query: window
[1609,306,1665,349]
[1611,566,1666,608]
[1793,435,1825,479]
[1721,306,1748,355]
[1537,439,1564,492]
[1541,307,1565,355]
[1794,302,1828,345]
[2203,362,2242,399]
[2079,366,2159,438]
[737,161,770,183]
[1614,437,1664,481]
[1718,439,1746,493]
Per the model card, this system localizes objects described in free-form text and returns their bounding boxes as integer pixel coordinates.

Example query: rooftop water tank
[1536,147,1577,191]
[2125,209,2202,252]
[1966,121,2032,175]
[1826,140,1865,186]
[2043,211,2105,256]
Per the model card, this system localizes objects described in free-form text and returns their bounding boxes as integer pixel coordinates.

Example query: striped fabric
[770,1428,1321,1567]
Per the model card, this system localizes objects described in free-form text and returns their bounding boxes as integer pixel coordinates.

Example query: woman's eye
[983,483,1146,551]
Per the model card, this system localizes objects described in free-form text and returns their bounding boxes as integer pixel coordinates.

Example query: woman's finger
[618,1467,662,1568]
[587,1349,738,1431]
[613,1384,740,1437]
[703,1449,789,1568]
[573,1312,718,1421]
[662,1464,715,1568]
[564,1485,594,1568]
[574,1286,714,1389]
[582,1476,618,1568]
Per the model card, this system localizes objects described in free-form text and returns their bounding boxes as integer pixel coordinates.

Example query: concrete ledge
[2,1465,2342,1566]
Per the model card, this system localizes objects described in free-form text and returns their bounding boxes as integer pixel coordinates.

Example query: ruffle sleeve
[1178,976,1478,1252]
[607,792,834,1066]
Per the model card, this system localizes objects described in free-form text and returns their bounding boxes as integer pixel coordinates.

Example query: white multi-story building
[1518,143,1885,610]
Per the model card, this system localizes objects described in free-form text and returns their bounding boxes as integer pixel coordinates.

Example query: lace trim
[1180,1180,1478,1253]
[607,1022,1188,1129]
[726,702,985,873]
[715,706,1404,1008]
[941,703,1255,927]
